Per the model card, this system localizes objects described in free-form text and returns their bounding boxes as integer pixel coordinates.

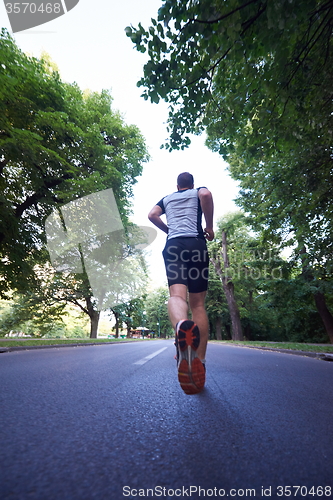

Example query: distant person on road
[148,172,214,394]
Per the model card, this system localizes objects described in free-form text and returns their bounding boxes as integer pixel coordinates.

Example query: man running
[148,172,214,394]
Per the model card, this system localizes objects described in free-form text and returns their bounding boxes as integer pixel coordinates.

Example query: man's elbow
[148,210,155,222]
[148,206,162,221]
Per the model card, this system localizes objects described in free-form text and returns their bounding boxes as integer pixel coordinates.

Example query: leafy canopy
[126,0,332,149]
[126,0,333,269]
[0,29,149,296]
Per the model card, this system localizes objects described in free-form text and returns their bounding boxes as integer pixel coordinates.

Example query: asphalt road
[1,340,332,500]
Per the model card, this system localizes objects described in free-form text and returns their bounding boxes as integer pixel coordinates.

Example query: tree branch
[190,0,262,25]
[284,7,333,88]
[310,0,333,19]
[14,172,73,219]
[49,293,89,316]
[170,1,266,91]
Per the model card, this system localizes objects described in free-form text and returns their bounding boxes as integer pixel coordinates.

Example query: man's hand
[204,228,214,241]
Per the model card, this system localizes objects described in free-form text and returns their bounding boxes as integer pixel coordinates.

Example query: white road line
[134,347,168,365]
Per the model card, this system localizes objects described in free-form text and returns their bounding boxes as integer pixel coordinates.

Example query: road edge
[209,341,333,362]
[0,339,158,354]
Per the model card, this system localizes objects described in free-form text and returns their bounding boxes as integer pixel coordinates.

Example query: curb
[209,342,333,362]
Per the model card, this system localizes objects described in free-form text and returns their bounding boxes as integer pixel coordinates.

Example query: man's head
[177,172,194,190]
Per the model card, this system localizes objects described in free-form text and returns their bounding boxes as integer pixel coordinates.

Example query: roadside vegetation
[0,338,145,348]
[127,0,333,345]
[210,341,333,354]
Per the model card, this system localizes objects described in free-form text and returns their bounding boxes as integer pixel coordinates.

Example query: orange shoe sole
[176,320,205,394]
[178,357,206,394]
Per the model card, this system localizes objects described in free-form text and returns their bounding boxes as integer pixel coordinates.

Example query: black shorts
[162,237,209,293]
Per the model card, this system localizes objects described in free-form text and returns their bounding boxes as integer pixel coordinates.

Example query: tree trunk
[314,291,333,344]
[244,323,252,341]
[114,315,120,338]
[89,310,100,339]
[215,316,222,340]
[225,324,232,340]
[85,295,100,339]
[244,290,253,340]
[299,244,333,344]
[223,281,243,340]
[211,230,244,341]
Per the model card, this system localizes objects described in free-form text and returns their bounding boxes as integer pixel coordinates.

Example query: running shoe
[175,320,206,394]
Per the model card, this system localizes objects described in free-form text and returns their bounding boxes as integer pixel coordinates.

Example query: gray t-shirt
[156,188,205,240]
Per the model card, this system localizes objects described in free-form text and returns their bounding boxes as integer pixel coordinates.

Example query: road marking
[134,347,168,365]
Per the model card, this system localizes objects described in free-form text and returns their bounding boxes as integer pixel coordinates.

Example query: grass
[210,340,333,353]
[0,337,150,348]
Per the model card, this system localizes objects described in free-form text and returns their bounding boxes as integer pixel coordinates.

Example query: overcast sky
[0,0,240,287]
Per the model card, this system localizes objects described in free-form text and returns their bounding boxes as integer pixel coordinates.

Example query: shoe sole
[176,320,205,394]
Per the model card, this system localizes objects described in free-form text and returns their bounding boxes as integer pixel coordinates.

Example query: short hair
[177,172,194,189]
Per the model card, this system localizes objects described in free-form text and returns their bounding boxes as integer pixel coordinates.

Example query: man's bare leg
[169,284,206,394]
[167,284,188,329]
[189,291,208,361]
[168,285,208,361]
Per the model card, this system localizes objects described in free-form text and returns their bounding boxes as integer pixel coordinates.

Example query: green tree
[145,287,172,338]
[0,293,89,339]
[127,1,333,342]
[209,211,281,341]
[127,0,332,152]
[0,30,149,297]
[6,242,150,339]
[209,212,330,342]
[110,295,147,338]
[205,263,230,340]
[0,276,68,338]
[256,275,330,344]
[0,31,150,337]
[210,214,244,340]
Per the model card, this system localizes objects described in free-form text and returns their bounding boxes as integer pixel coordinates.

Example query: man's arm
[148,205,168,234]
[198,188,214,241]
